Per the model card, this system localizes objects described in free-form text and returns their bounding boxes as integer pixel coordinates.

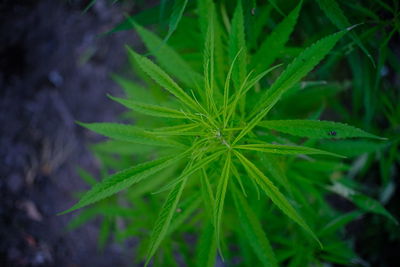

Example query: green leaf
[91,140,154,155]
[126,47,202,112]
[98,216,112,250]
[231,183,278,267]
[319,210,364,236]
[152,123,200,136]
[168,193,202,235]
[318,0,375,66]
[76,167,97,186]
[252,1,302,73]
[235,143,345,158]
[350,194,398,225]
[133,22,203,89]
[154,150,225,194]
[258,120,384,140]
[78,122,181,147]
[229,0,247,91]
[111,74,153,102]
[235,29,349,144]
[107,4,173,34]
[214,152,231,253]
[145,176,188,266]
[201,168,215,219]
[196,222,217,267]
[164,0,189,43]
[60,154,185,214]
[318,139,387,157]
[109,95,191,119]
[234,150,322,247]
[328,182,398,225]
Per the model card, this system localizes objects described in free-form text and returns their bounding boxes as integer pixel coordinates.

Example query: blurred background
[0,0,142,265]
[1,0,399,266]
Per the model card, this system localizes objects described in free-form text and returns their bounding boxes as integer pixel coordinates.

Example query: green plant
[64,0,398,265]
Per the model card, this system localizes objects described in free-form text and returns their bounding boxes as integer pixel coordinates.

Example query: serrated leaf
[109,95,191,119]
[134,22,203,89]
[78,122,182,147]
[252,1,302,73]
[60,154,185,214]
[235,143,344,158]
[318,0,375,66]
[234,29,349,144]
[234,150,322,247]
[233,29,350,144]
[214,152,231,254]
[126,47,202,112]
[231,183,278,267]
[229,0,247,91]
[258,120,384,139]
[145,176,188,266]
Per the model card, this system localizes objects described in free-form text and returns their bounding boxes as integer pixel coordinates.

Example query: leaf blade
[78,122,182,147]
[60,154,186,214]
[231,183,278,267]
[109,95,191,119]
[258,120,384,140]
[234,150,321,247]
[145,176,188,266]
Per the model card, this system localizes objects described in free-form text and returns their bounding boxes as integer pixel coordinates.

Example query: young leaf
[126,46,202,112]
[234,143,345,158]
[231,183,278,267]
[229,0,247,91]
[234,150,322,247]
[78,122,182,147]
[145,176,188,266]
[60,154,186,214]
[214,153,231,254]
[258,120,384,140]
[109,95,192,119]
[252,1,302,74]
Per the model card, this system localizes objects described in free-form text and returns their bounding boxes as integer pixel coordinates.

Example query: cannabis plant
[64,0,397,265]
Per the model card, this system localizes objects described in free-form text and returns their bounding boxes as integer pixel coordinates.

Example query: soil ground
[0,0,139,265]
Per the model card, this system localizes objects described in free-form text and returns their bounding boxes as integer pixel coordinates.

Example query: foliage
[66,0,399,266]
